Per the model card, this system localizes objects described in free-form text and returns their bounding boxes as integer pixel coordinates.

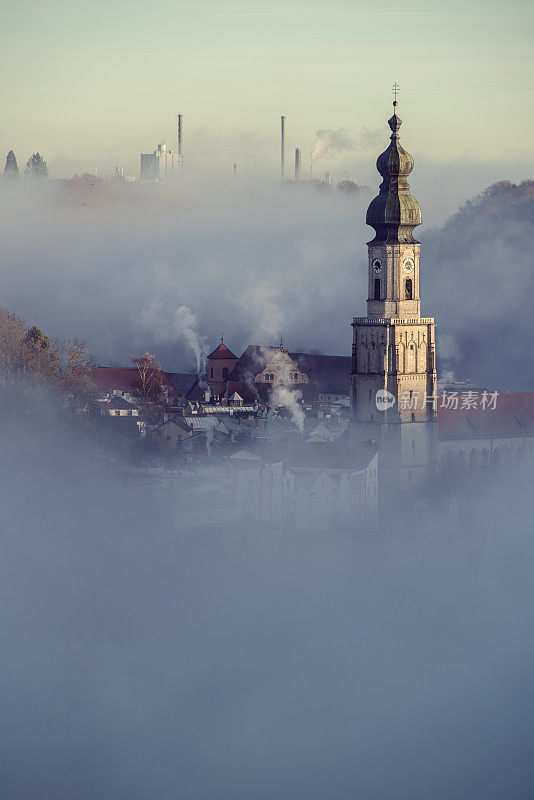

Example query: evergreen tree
[3,150,19,179]
[24,153,49,179]
[25,325,51,352]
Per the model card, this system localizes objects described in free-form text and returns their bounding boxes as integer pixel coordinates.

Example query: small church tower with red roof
[207,335,238,398]
[351,98,438,495]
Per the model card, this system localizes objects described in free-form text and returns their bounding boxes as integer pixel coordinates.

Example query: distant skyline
[1,0,533,179]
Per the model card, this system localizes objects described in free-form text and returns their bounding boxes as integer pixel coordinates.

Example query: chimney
[281,116,286,181]
[177,114,183,173]
[294,147,302,182]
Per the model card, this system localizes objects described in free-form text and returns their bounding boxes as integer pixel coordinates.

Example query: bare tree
[50,337,96,414]
[0,306,96,414]
[0,307,28,383]
[131,352,167,424]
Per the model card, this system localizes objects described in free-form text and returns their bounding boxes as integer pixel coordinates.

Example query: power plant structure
[138,112,325,184]
[294,147,302,182]
[281,115,286,181]
[140,143,175,183]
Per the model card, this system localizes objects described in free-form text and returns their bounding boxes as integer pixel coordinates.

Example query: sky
[1,0,533,178]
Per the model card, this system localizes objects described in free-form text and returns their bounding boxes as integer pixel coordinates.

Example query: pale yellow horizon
[1,0,532,179]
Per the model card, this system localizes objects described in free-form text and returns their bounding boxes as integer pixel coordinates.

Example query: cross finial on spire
[280,337,284,349]
[391,82,400,107]
[221,332,224,343]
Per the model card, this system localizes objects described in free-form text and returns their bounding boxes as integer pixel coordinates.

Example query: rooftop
[438,392,534,440]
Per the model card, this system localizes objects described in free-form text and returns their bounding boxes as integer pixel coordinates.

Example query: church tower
[350,99,437,496]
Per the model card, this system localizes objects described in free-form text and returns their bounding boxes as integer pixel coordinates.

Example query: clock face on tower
[403,258,414,273]
[372,258,381,273]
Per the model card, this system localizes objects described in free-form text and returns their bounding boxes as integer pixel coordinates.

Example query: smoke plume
[311,126,380,162]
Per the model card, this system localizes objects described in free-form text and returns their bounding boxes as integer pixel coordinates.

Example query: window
[374,278,381,300]
[405,278,413,300]
[411,412,415,422]
[222,367,229,380]
[210,367,213,378]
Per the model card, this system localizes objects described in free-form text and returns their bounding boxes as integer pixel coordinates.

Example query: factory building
[140,143,175,183]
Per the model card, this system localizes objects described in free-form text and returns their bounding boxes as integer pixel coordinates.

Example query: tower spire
[350,96,438,500]
[365,94,421,245]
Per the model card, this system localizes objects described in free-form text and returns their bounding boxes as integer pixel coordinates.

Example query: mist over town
[1,0,534,797]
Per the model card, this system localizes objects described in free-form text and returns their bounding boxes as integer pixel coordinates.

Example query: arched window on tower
[405,278,413,300]
[374,278,381,300]
[222,367,229,380]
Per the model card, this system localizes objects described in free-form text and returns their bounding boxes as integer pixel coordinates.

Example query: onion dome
[366,103,422,244]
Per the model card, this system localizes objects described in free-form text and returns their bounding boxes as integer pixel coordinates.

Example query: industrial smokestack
[177,114,183,173]
[281,116,286,181]
[294,147,302,182]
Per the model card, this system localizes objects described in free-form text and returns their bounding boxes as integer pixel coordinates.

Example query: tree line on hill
[0,306,94,413]
[0,305,169,442]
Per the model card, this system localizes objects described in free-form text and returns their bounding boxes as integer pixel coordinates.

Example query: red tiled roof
[88,366,176,394]
[438,392,534,440]
[207,342,238,360]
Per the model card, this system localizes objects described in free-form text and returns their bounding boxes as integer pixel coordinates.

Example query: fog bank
[0,172,533,388]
